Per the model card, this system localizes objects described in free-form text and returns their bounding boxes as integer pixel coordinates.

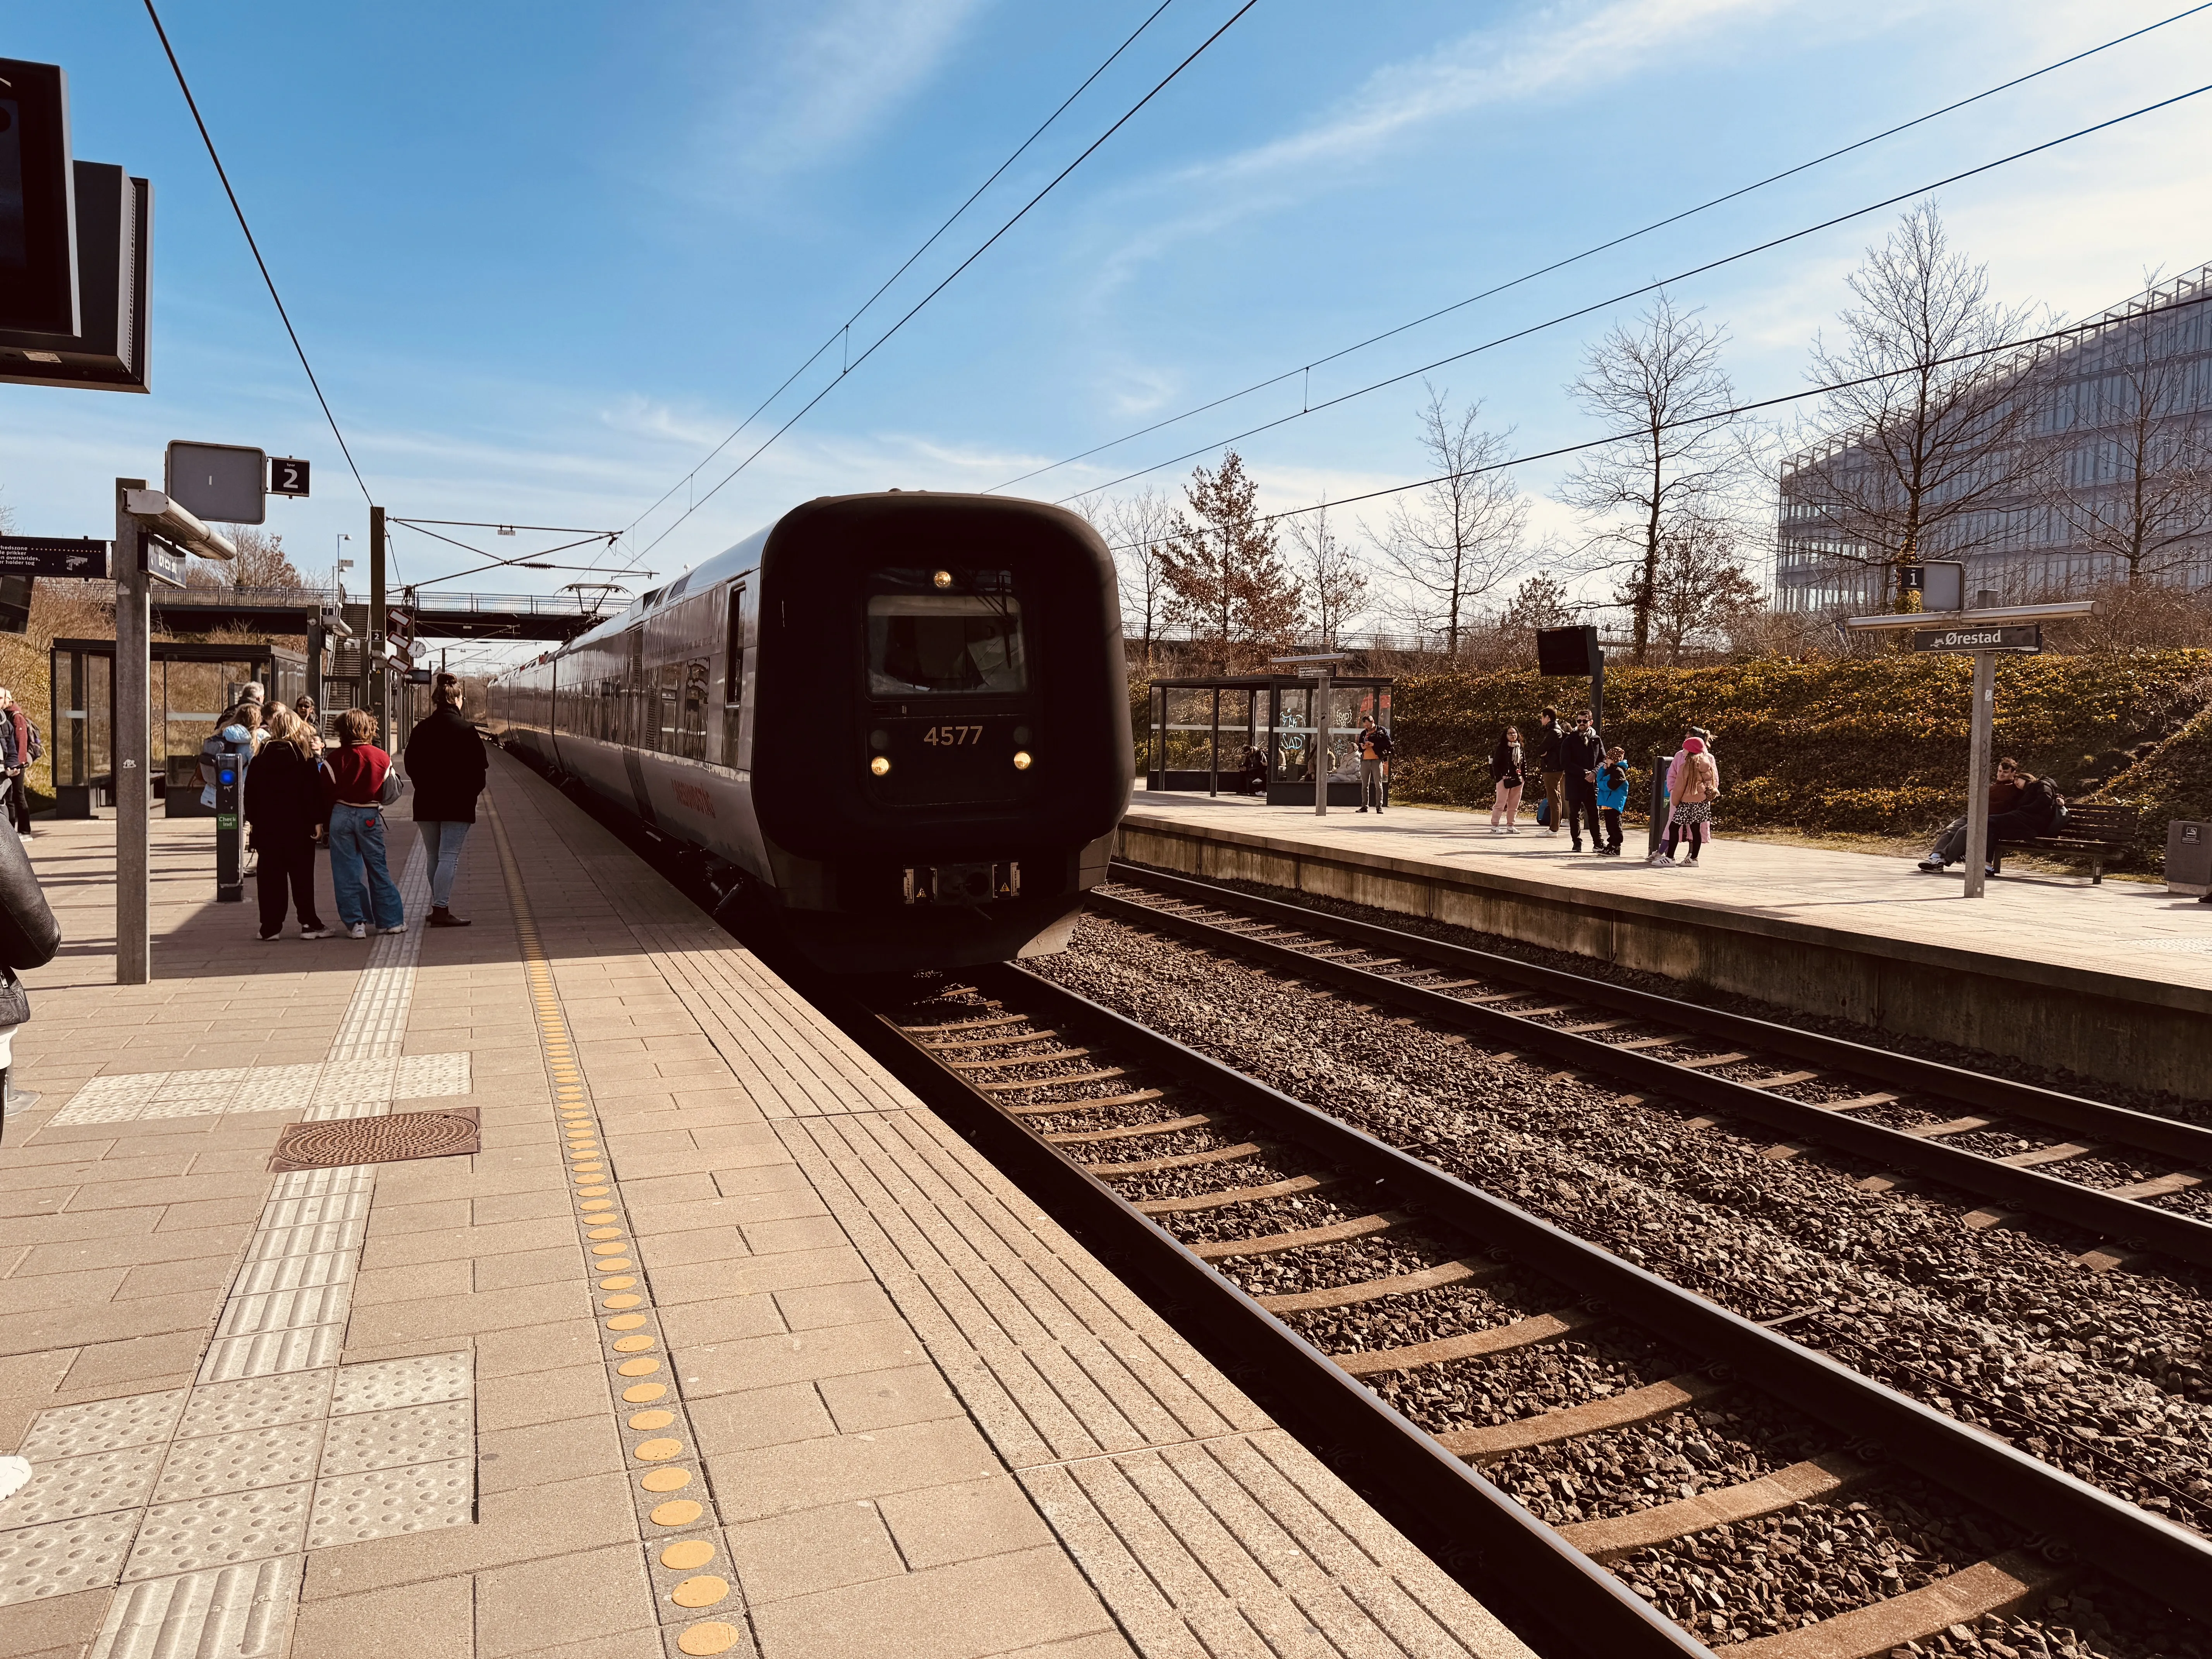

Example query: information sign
[143,538,187,589]
[268,457,310,497]
[165,441,267,525]
[1911,625,2040,654]
[0,536,109,577]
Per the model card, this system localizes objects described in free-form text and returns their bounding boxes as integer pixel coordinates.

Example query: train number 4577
[920,725,985,747]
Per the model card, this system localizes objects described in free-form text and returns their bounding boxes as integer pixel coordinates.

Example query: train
[486,491,1133,972]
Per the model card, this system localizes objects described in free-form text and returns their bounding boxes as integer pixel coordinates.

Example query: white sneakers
[1646,852,1674,867]
[347,922,367,939]
[379,924,407,935]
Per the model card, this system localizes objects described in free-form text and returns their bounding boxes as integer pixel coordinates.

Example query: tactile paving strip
[52,1053,472,1126]
[0,1511,141,1604]
[122,1485,313,1581]
[151,1423,326,1504]
[487,792,751,1659]
[92,1555,300,1659]
[306,1458,472,1549]
[0,1448,161,1528]
[16,1391,184,1462]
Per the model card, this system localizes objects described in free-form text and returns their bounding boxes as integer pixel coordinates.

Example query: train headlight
[932,569,952,589]
[869,756,891,776]
[1012,751,1032,771]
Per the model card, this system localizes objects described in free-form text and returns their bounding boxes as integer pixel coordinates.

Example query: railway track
[847,962,2212,1659]
[1092,863,2212,1275]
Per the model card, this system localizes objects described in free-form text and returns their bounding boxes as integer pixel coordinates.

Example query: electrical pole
[114,479,150,986]
[369,505,387,749]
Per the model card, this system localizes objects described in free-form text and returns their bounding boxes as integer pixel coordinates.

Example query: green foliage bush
[1382,653,2212,855]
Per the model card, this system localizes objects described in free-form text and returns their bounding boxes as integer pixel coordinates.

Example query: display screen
[866,570,1025,697]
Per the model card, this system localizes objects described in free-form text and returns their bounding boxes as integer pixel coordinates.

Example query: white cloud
[698,0,989,182]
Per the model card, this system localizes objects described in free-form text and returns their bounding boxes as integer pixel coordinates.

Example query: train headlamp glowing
[932,569,952,589]
[1012,751,1032,771]
[869,756,891,776]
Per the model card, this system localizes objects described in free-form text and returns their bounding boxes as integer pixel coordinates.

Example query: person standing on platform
[1595,746,1629,856]
[321,709,405,939]
[245,706,331,941]
[1355,714,1392,814]
[199,686,266,811]
[1489,726,1525,833]
[294,696,326,757]
[403,673,488,927]
[0,691,27,836]
[1652,737,1720,867]
[1559,709,1604,852]
[1535,708,1565,834]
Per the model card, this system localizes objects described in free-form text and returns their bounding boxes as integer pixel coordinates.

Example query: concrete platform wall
[1120,814,2207,1102]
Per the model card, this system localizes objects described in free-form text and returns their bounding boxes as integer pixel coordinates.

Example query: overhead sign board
[267,456,310,497]
[166,441,267,526]
[1535,624,1602,678]
[0,163,150,393]
[0,60,79,337]
[0,536,108,577]
[1911,625,2041,654]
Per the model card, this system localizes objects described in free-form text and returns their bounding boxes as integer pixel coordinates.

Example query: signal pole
[115,479,150,986]
[369,505,387,748]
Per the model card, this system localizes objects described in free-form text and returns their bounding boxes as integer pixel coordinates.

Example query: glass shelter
[1143,674,1393,808]
[49,639,307,818]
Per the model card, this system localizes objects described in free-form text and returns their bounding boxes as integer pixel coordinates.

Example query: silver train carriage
[486,491,1132,972]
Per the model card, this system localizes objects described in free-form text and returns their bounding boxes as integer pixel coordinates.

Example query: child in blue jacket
[1594,747,1629,856]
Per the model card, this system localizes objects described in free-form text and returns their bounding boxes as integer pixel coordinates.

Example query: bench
[1991,801,2138,884]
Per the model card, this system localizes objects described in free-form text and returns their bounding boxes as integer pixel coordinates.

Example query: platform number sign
[268,457,311,498]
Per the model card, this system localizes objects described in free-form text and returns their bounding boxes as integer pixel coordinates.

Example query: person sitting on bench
[1985,773,2066,874]
[1920,758,2023,871]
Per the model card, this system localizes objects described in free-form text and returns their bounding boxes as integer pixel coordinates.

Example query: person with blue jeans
[321,708,404,939]
[402,674,488,927]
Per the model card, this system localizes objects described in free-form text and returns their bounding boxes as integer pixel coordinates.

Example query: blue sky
[5,0,2210,663]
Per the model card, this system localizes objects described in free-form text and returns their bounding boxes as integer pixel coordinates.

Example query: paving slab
[0,756,1537,1659]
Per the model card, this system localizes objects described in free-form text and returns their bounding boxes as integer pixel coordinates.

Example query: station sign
[0,536,109,577]
[165,440,267,526]
[268,457,311,497]
[1911,625,2041,655]
[142,538,188,589]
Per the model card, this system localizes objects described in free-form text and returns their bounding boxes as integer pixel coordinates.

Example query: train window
[866,569,1024,697]
[680,659,709,760]
[723,585,747,771]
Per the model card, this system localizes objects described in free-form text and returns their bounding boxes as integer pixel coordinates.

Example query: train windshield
[866,570,1025,696]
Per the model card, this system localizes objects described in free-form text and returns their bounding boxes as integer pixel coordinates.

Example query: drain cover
[269,1108,481,1171]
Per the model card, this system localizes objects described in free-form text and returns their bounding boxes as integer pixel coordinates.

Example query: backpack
[24,722,40,764]
[198,729,252,789]
[2023,777,2065,826]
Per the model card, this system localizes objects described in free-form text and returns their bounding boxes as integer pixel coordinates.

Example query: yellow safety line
[484,787,746,1658]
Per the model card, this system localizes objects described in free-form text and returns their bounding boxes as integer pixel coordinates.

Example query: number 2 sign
[268,457,311,497]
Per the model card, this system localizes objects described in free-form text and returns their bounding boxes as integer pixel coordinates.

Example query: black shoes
[428,907,471,928]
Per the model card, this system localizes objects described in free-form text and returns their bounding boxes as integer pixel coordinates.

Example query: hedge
[1131,653,2212,861]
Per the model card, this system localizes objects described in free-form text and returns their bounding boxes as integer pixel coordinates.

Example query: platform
[1120,792,2211,1101]
[0,753,1534,1659]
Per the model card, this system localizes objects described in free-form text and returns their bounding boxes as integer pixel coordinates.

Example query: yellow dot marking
[602,1294,642,1310]
[660,1539,715,1571]
[612,1334,655,1353]
[623,1382,667,1403]
[580,1200,614,1212]
[639,1467,691,1493]
[587,1230,623,1241]
[575,1186,611,1198]
[617,1357,661,1377]
[633,1437,683,1462]
[670,1577,730,1611]
[676,1620,740,1654]
[651,1498,702,1527]
[628,1409,676,1431]
[596,1257,635,1271]
[606,1313,647,1331]
[599,1276,636,1290]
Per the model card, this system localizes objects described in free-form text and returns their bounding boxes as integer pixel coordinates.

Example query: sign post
[1270,653,1353,816]
[114,480,150,984]
[369,506,388,748]
[1847,601,2090,900]
[0,538,109,578]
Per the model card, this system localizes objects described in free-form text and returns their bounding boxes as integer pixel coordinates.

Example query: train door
[721,583,748,771]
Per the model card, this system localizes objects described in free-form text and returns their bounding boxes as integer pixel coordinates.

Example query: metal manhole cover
[268,1108,481,1171]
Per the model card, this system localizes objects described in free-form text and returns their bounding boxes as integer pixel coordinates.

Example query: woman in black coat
[402,675,489,927]
[1488,725,1526,834]
[244,706,330,939]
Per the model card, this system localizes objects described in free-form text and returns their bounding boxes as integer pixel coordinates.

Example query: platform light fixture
[1012,751,1032,771]
[932,569,951,588]
[869,756,891,776]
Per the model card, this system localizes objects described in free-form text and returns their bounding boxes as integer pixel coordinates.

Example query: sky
[5,0,2210,668]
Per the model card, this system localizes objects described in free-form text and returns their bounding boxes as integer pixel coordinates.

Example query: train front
[748,491,1131,972]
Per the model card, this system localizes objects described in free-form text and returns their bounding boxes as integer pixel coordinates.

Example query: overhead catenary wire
[141,0,373,507]
[633,0,1264,564]
[1055,79,2212,505]
[1085,287,2212,550]
[618,0,1184,549]
[990,2,2212,497]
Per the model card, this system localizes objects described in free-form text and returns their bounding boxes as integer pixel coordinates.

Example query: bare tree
[1558,293,1737,661]
[2038,301,2212,587]
[197,526,310,591]
[1377,386,1528,658]
[1077,488,1176,669]
[1638,518,1764,663]
[1159,452,1299,673]
[1499,571,1574,632]
[1786,203,2044,610]
[1286,498,1368,652]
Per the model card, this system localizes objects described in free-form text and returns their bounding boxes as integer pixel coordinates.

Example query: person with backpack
[0,690,27,836]
[1651,737,1720,867]
[402,674,489,926]
[199,685,265,810]
[1355,714,1393,814]
[1984,771,2067,878]
[1533,708,1565,833]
